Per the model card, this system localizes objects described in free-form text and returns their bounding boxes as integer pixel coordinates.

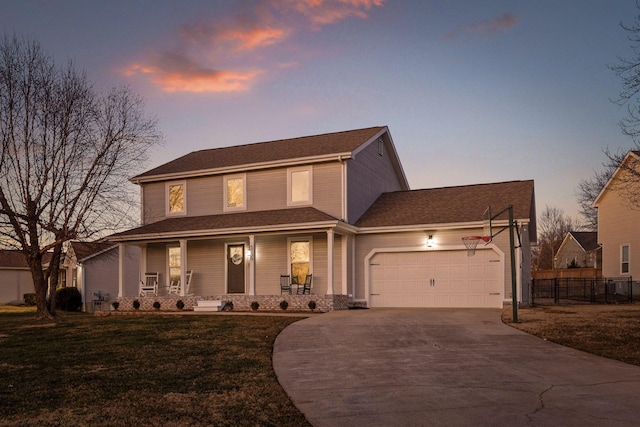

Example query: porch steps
[193,300,224,312]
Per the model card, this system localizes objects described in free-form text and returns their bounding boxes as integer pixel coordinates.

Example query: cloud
[444,13,518,41]
[124,0,385,94]
[125,52,262,93]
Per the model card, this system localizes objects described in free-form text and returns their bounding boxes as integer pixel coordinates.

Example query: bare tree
[532,206,581,271]
[576,164,617,230]
[0,35,161,319]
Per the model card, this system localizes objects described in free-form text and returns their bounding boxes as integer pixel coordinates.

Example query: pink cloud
[444,13,519,41]
[278,0,385,26]
[125,52,262,93]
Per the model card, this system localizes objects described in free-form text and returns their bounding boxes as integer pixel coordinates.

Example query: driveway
[273,308,640,426]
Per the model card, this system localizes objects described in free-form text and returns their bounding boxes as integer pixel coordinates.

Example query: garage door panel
[370,249,503,308]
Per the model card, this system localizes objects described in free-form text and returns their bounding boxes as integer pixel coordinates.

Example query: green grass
[0,309,311,426]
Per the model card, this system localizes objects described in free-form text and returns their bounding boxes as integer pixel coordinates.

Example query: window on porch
[290,240,310,285]
[169,246,181,285]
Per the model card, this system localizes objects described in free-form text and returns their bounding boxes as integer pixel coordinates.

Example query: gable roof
[132,126,390,183]
[593,150,640,207]
[108,207,344,242]
[355,180,535,229]
[69,241,117,263]
[567,231,600,252]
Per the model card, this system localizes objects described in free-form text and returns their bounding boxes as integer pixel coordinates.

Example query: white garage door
[369,249,503,308]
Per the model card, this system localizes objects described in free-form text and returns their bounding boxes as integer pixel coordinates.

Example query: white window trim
[621,244,630,275]
[166,180,187,216]
[287,236,313,283]
[287,166,313,206]
[167,245,181,288]
[223,173,247,212]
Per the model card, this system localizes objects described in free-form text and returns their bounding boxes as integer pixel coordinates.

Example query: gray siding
[347,138,404,223]
[83,246,139,310]
[143,182,165,225]
[0,269,34,303]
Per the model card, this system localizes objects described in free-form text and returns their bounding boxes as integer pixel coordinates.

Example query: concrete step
[193,300,224,312]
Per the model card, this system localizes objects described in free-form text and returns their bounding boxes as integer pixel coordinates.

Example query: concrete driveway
[273,308,640,427]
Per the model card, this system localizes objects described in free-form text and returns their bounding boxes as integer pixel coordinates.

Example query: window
[224,174,246,211]
[168,246,181,285]
[290,238,312,285]
[377,137,384,156]
[622,245,630,274]
[167,181,186,215]
[287,166,312,206]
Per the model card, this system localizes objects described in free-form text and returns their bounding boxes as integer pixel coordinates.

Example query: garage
[369,248,503,308]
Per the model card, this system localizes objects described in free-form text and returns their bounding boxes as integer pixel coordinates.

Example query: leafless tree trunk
[0,35,161,319]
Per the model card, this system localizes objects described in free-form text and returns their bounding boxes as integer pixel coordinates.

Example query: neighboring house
[109,126,536,309]
[0,250,36,304]
[593,150,640,278]
[554,231,601,269]
[61,241,140,311]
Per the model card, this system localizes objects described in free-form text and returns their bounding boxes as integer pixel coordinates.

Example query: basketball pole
[508,205,518,323]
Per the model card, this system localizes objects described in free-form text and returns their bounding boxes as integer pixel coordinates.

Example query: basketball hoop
[462,236,490,256]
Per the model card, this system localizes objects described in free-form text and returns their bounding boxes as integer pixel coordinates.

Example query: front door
[227,244,245,293]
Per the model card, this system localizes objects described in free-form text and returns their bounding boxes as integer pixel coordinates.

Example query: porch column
[118,244,124,297]
[180,239,187,297]
[249,234,255,296]
[341,234,348,295]
[327,229,334,295]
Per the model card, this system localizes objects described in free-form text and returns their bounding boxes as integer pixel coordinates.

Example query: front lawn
[0,309,310,427]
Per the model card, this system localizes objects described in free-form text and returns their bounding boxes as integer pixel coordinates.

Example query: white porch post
[118,244,124,297]
[180,239,187,297]
[341,234,348,295]
[249,234,256,295]
[327,229,334,295]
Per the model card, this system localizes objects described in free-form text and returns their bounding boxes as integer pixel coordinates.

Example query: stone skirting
[110,294,351,313]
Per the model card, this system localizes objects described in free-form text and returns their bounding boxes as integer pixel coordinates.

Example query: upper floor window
[224,174,246,211]
[621,244,630,274]
[287,166,312,206]
[167,181,186,215]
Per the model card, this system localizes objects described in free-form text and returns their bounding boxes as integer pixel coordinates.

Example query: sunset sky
[1,0,637,221]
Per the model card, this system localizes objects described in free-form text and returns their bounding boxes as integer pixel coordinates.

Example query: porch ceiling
[108,207,348,242]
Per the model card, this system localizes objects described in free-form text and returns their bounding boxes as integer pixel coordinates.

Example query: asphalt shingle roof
[569,231,599,252]
[355,180,535,227]
[70,241,116,262]
[133,126,386,180]
[110,207,340,239]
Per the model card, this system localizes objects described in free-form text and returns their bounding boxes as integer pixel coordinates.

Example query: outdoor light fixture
[246,247,253,260]
[426,234,435,248]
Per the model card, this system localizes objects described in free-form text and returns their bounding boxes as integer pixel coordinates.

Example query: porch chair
[297,274,312,295]
[140,272,159,296]
[169,270,193,295]
[280,275,292,294]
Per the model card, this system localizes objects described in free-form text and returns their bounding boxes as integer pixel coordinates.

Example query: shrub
[279,300,289,311]
[250,301,260,311]
[308,300,317,311]
[176,300,185,310]
[133,299,140,310]
[55,287,82,311]
[222,301,234,311]
[23,293,36,306]
[112,301,120,310]
[152,301,161,310]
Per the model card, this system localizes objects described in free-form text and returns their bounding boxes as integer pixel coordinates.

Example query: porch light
[246,247,253,260]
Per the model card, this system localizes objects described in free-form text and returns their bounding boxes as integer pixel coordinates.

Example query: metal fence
[531,277,638,305]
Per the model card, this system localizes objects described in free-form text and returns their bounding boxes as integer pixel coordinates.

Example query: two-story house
[593,150,640,279]
[109,126,536,310]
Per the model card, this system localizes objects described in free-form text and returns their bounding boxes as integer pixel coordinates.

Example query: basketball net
[462,236,490,256]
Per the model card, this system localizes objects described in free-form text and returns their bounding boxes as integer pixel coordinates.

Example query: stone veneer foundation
[108,294,351,313]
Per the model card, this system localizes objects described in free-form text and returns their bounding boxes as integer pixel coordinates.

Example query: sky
[1,0,638,222]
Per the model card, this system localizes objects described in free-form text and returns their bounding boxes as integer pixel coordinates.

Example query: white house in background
[0,250,38,304]
[109,126,536,310]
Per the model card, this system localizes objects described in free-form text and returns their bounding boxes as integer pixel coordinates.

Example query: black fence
[531,277,638,305]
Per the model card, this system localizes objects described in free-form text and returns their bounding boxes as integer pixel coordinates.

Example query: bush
[176,300,185,310]
[112,301,120,310]
[23,293,36,306]
[250,301,260,311]
[279,300,289,311]
[55,287,82,311]
[133,299,140,310]
[152,301,161,310]
[308,300,317,311]
[222,301,234,311]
